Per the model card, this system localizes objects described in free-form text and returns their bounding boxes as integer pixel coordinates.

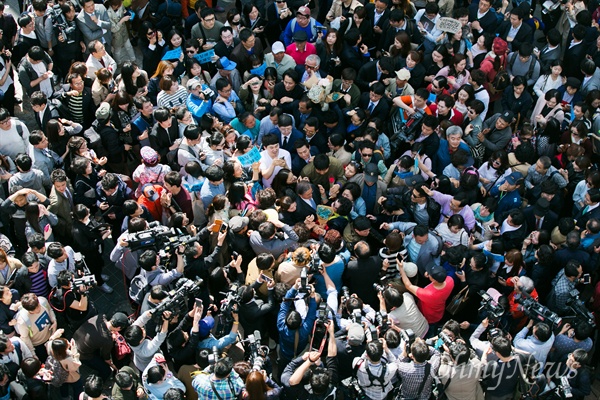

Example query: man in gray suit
[381,222,442,278]
[580,59,600,96]
[76,0,112,54]
[533,29,561,75]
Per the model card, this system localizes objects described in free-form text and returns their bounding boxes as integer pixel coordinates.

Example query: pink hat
[140,146,158,166]
[297,6,310,16]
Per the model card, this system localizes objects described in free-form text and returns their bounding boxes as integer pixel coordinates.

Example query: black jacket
[497,20,533,53]
[150,116,179,160]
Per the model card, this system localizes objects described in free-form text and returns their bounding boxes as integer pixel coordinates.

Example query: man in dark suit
[413,115,440,160]
[576,188,600,230]
[292,138,319,176]
[365,0,391,51]
[534,29,561,74]
[340,28,371,72]
[379,9,421,52]
[563,25,588,81]
[356,57,394,92]
[272,114,303,154]
[523,198,559,234]
[304,117,328,154]
[30,91,61,134]
[468,0,499,40]
[237,277,276,340]
[293,96,321,131]
[497,7,533,52]
[293,180,321,223]
[58,73,96,130]
[358,82,390,121]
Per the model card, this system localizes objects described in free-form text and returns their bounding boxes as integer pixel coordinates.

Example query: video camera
[128,224,199,253]
[556,376,573,399]
[565,290,596,327]
[515,294,562,327]
[72,274,97,295]
[316,302,329,327]
[541,0,568,14]
[151,278,203,322]
[479,290,505,324]
[390,109,425,156]
[218,284,241,332]
[244,330,270,371]
[207,345,221,365]
[307,251,322,275]
[48,4,76,44]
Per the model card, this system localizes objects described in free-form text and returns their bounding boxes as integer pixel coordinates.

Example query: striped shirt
[28,270,50,298]
[68,95,84,123]
[157,87,188,109]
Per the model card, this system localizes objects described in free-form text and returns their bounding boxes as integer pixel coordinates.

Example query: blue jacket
[187,93,212,123]
[490,183,521,221]
[278,288,317,361]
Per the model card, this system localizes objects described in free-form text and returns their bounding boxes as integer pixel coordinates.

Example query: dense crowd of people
[0,0,598,398]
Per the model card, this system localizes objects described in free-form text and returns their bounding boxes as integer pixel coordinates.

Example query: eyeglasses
[147,31,155,36]
[0,119,10,125]
[231,20,240,25]
[186,50,196,53]
[204,17,215,22]
[467,109,475,114]
[492,159,501,165]
[276,0,284,2]
[305,64,317,70]
[361,152,373,158]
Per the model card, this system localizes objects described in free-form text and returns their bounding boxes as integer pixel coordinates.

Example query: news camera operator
[335,322,366,381]
[138,246,185,288]
[438,340,484,400]
[52,2,85,81]
[336,290,376,332]
[352,338,398,400]
[237,274,276,341]
[53,269,95,330]
[282,320,339,400]
[110,217,150,282]
[277,278,317,376]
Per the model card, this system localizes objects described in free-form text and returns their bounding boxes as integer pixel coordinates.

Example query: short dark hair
[313,154,330,170]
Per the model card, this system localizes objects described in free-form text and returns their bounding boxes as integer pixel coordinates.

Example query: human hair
[50,338,69,361]
[214,357,234,379]
[139,249,158,271]
[123,325,144,347]
[151,60,174,79]
[512,75,527,89]
[115,372,136,389]
[146,365,165,384]
[159,75,176,92]
[15,154,32,172]
[491,336,512,357]
[382,286,404,310]
[564,260,581,278]
[534,322,551,342]
[245,370,268,400]
[366,340,384,363]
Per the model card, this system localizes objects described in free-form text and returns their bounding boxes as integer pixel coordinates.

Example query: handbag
[445,285,470,315]
[112,331,132,360]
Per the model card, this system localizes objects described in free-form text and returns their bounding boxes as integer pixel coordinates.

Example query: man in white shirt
[85,40,117,78]
[0,108,30,160]
[259,133,291,187]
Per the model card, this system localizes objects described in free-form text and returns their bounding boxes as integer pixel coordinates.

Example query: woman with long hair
[389,31,412,69]
[436,54,471,94]
[24,202,58,242]
[67,136,108,176]
[227,163,262,216]
[162,29,186,76]
[46,337,84,399]
[239,74,270,117]
[110,90,137,150]
[182,58,211,88]
[46,119,83,163]
[339,181,366,219]
[71,157,102,211]
[532,60,564,99]
[316,29,343,77]
[423,44,450,84]
[531,89,565,130]
[242,4,267,46]
[271,168,297,199]
[262,67,278,99]
[340,6,374,49]
[225,8,243,38]
[470,33,494,69]
[117,61,149,97]
[147,60,174,105]
[453,84,475,115]
[405,50,426,89]
[478,150,511,192]
[240,370,281,400]
[442,27,472,64]
[72,204,113,293]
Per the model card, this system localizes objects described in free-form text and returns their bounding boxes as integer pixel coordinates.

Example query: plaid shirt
[192,370,245,400]
[396,348,441,400]
[549,270,578,314]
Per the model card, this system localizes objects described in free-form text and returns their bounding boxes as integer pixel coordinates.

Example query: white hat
[272,41,285,54]
[396,68,411,81]
[401,262,418,278]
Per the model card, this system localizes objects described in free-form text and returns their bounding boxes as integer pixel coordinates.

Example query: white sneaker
[101,274,110,282]
[99,283,113,294]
